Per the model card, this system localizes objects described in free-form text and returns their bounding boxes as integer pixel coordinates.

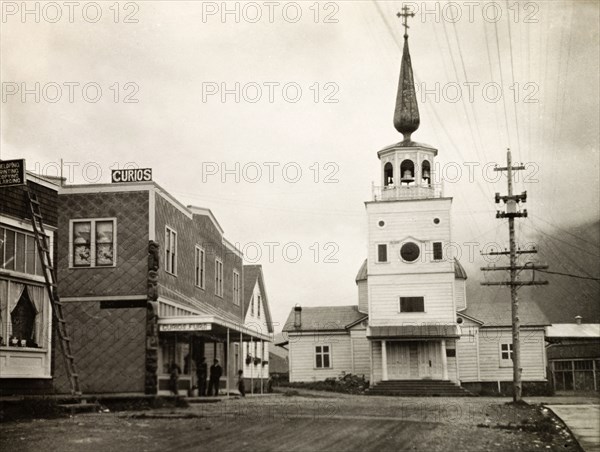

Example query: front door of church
[387,341,443,379]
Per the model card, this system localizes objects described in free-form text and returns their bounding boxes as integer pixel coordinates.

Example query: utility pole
[481,149,548,403]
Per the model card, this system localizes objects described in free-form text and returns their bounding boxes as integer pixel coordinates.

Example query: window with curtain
[71,219,115,267]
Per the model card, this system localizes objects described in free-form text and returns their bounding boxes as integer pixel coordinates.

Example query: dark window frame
[399,296,425,313]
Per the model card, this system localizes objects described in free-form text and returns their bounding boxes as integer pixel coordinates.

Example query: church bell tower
[365,8,462,383]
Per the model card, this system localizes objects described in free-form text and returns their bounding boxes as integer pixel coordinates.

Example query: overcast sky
[2,1,599,331]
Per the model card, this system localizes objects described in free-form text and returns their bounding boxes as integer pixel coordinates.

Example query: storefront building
[0,173,58,394]
[54,179,272,395]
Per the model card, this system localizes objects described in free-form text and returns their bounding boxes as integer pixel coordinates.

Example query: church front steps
[366,379,475,397]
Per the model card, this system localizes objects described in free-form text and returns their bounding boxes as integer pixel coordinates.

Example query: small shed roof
[282,305,367,332]
[546,323,600,338]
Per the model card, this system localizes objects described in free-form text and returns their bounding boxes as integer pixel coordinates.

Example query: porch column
[239,331,243,379]
[250,337,254,394]
[381,340,388,381]
[260,340,264,394]
[226,328,230,398]
[441,339,448,380]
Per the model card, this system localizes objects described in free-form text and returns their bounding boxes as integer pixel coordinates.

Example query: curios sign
[111,168,152,183]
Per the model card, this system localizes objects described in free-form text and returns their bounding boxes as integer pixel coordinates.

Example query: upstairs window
[250,295,254,316]
[257,295,261,318]
[315,345,331,369]
[1,227,43,276]
[165,227,177,275]
[399,296,425,313]
[215,259,223,297]
[433,242,443,261]
[71,219,116,268]
[233,270,240,305]
[377,244,388,263]
[195,246,205,288]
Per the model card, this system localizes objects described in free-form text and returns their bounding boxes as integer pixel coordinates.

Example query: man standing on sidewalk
[208,359,222,396]
[196,357,207,396]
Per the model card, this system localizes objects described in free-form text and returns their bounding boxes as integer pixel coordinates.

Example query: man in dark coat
[208,359,222,396]
[196,357,207,396]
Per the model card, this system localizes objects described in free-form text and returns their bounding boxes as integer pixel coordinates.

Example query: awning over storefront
[367,324,459,339]
[157,316,271,342]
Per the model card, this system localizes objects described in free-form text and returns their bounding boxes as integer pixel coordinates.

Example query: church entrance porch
[384,340,446,380]
[368,324,459,383]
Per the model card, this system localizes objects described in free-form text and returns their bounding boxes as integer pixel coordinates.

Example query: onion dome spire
[393,7,420,142]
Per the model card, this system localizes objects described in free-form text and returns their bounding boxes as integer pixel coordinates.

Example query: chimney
[575,315,582,325]
[294,305,302,328]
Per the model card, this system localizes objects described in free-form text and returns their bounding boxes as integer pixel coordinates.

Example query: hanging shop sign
[0,159,26,187]
[159,323,212,332]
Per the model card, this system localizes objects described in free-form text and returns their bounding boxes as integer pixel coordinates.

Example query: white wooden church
[283,23,549,396]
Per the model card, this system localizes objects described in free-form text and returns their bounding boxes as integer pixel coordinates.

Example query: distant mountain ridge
[465,219,600,324]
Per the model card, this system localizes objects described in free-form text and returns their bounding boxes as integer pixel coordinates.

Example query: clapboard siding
[357,280,368,314]
[446,340,458,382]
[478,328,546,381]
[289,333,351,382]
[457,321,480,382]
[243,280,269,377]
[455,279,466,311]
[372,341,382,383]
[368,273,455,325]
[366,198,453,277]
[350,329,370,377]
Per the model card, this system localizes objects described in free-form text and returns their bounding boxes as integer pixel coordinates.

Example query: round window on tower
[433,218,440,225]
[378,220,385,228]
[400,242,420,262]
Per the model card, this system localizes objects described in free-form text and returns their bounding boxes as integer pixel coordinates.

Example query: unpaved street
[1,393,583,452]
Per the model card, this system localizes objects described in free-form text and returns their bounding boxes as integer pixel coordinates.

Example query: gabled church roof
[462,294,550,327]
[282,305,367,332]
[243,265,274,333]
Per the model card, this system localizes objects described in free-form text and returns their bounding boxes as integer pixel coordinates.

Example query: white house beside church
[283,23,550,396]
[241,264,273,392]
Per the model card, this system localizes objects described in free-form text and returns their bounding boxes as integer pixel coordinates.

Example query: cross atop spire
[396,5,415,39]
[393,7,420,141]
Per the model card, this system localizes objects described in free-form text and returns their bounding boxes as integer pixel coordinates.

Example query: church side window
[315,345,331,369]
[399,296,425,313]
[377,244,388,263]
[433,242,443,261]
[500,343,513,366]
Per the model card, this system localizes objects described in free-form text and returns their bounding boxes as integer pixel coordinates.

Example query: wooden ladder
[27,188,81,395]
